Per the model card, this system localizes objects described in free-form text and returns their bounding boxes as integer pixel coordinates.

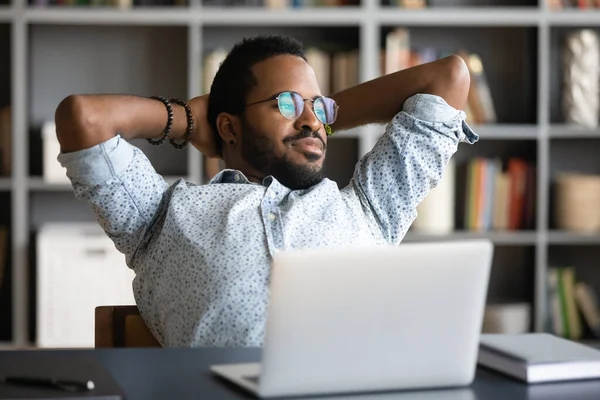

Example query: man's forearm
[55,94,189,153]
[330,55,470,132]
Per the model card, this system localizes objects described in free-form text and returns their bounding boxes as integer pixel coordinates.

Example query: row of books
[382,0,425,7]
[547,267,600,341]
[30,0,186,6]
[29,0,360,6]
[383,28,497,125]
[464,157,536,232]
[28,0,600,7]
[548,0,600,8]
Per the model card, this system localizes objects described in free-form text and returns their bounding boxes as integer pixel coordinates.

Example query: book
[478,333,600,383]
[560,267,583,340]
[575,282,600,338]
[547,268,565,337]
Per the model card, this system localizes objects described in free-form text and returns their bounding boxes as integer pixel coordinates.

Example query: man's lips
[291,137,324,154]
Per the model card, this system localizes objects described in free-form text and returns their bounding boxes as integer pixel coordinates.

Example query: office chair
[95,305,161,348]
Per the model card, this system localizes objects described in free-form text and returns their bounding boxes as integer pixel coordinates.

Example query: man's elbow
[55,95,83,133]
[54,95,91,152]
[427,55,471,111]
[447,55,471,107]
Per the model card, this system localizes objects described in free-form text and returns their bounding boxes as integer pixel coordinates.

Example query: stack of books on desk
[478,333,600,384]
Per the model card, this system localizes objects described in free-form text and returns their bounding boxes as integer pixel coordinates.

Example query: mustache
[283,128,327,150]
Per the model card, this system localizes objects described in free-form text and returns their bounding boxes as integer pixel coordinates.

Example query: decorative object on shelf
[41,121,71,185]
[554,173,600,233]
[482,303,531,334]
[412,159,455,234]
[168,98,194,149]
[562,29,600,129]
[146,95,173,146]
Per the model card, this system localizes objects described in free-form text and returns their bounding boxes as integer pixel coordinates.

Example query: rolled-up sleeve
[349,93,478,245]
[58,135,170,266]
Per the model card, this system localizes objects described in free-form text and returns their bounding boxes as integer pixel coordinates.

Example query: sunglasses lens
[278,92,303,120]
[314,97,338,124]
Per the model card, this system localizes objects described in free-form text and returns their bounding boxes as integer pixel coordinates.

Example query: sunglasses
[245,91,339,125]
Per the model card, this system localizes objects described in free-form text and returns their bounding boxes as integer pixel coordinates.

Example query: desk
[2,348,600,400]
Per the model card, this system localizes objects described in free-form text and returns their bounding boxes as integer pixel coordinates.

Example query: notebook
[478,333,600,383]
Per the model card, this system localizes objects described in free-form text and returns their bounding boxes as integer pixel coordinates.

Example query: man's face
[238,54,327,190]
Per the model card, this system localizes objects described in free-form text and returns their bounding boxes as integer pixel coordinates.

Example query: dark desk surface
[2,347,600,400]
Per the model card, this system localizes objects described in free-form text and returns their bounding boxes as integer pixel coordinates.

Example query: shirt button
[268,213,277,221]
[270,192,276,199]
[233,174,241,182]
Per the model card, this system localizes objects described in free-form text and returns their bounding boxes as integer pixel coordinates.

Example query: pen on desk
[3,376,95,392]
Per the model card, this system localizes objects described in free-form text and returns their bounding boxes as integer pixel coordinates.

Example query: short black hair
[207,34,306,156]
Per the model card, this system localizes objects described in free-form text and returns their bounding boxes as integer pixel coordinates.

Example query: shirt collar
[209,169,278,187]
[208,169,324,196]
[208,169,252,184]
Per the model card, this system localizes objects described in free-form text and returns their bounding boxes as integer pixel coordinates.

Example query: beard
[240,119,326,190]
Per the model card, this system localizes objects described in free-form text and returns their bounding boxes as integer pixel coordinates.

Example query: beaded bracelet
[168,98,194,149]
[146,96,173,146]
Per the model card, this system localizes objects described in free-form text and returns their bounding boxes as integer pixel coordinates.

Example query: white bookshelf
[1,0,600,348]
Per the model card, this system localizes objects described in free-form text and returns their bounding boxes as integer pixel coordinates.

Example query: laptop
[211,240,493,398]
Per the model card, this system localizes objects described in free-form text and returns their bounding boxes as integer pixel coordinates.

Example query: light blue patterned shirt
[58,93,478,347]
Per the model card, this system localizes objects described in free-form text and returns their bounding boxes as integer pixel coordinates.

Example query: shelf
[378,7,540,26]
[549,125,600,139]
[200,8,364,26]
[548,231,600,245]
[28,176,183,191]
[21,7,558,27]
[19,7,600,28]
[547,10,600,26]
[403,230,537,245]
[25,7,366,26]
[25,7,192,25]
[472,125,538,140]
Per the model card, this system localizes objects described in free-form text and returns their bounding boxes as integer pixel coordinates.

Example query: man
[55,34,477,347]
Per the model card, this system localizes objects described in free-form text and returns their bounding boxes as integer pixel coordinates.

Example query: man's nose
[293,101,322,134]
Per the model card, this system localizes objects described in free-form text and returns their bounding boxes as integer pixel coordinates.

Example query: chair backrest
[95,305,161,348]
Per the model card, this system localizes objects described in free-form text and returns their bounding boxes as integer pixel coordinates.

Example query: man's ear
[216,113,241,146]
